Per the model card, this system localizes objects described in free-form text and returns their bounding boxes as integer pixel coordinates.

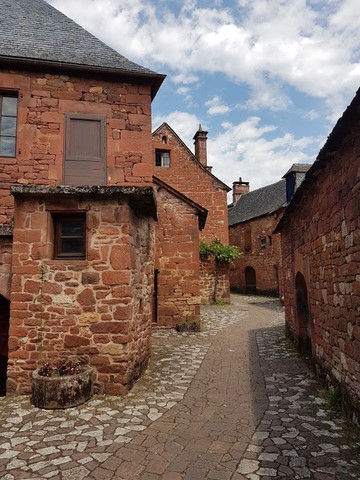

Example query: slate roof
[0,0,165,97]
[228,179,286,226]
[283,163,311,177]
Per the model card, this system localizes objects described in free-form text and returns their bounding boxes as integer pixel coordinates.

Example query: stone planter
[31,367,94,409]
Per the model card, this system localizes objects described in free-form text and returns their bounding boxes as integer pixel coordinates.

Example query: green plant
[199,238,241,263]
[38,358,85,377]
[325,386,342,412]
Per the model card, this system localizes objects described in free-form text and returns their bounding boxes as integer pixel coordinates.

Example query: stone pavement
[0,295,359,479]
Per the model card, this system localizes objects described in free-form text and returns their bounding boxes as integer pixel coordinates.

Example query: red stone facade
[154,182,204,326]
[153,123,229,244]
[229,212,283,295]
[7,187,156,395]
[153,123,230,304]
[0,69,153,227]
[277,92,360,423]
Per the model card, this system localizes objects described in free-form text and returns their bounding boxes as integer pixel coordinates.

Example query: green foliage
[199,238,242,263]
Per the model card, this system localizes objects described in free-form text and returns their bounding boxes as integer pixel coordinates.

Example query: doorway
[245,266,256,294]
[295,272,312,355]
[0,295,10,396]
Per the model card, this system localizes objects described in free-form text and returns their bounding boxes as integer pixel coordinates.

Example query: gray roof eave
[1,55,166,99]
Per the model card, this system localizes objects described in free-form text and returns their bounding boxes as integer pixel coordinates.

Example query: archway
[295,272,312,355]
[0,295,10,396]
[245,266,256,294]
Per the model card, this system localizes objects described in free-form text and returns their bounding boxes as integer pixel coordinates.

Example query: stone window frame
[53,212,87,260]
[0,92,18,158]
[155,149,170,167]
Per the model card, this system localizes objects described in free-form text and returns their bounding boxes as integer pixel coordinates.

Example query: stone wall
[200,257,230,304]
[155,186,201,327]
[153,125,229,245]
[0,68,153,226]
[7,188,155,395]
[280,151,360,422]
[229,212,283,295]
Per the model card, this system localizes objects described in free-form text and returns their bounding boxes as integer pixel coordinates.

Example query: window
[0,94,18,157]
[268,235,272,246]
[64,114,106,185]
[260,236,266,249]
[53,213,86,259]
[244,224,251,251]
[155,150,170,167]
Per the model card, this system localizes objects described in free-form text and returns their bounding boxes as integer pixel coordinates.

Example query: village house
[153,123,231,305]
[0,0,212,396]
[275,90,360,423]
[228,165,310,295]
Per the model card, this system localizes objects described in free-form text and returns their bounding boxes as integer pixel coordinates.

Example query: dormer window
[155,150,170,167]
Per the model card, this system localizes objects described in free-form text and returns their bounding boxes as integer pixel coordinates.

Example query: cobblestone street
[0,295,359,479]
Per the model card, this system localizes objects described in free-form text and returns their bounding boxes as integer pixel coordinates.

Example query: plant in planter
[175,320,201,332]
[32,358,94,410]
[31,264,94,409]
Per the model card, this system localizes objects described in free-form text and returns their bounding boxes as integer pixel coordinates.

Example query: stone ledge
[10,185,157,219]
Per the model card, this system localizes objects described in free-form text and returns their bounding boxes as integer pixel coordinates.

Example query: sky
[47,0,360,194]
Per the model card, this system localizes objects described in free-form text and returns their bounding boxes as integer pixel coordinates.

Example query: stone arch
[0,294,10,396]
[295,272,312,355]
[245,266,256,294]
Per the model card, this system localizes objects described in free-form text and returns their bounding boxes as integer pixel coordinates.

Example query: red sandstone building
[275,91,360,423]
[153,123,231,306]
[228,165,310,295]
[0,0,228,396]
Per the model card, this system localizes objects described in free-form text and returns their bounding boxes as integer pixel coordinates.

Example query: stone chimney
[193,124,208,167]
[232,177,249,204]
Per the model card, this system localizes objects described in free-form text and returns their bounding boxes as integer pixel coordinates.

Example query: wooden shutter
[64,115,106,185]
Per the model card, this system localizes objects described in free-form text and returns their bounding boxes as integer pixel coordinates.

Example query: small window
[53,213,86,259]
[260,236,266,249]
[155,150,170,167]
[0,94,18,157]
[244,224,251,251]
[268,235,272,246]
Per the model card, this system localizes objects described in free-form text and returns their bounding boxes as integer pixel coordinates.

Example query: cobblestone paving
[0,295,359,480]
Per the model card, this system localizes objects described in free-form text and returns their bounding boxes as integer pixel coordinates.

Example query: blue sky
[48,0,360,193]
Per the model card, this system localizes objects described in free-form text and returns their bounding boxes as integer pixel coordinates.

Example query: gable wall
[280,146,360,420]
[153,126,229,245]
[0,68,153,226]
[229,211,283,295]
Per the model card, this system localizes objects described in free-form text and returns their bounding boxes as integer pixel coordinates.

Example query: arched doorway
[245,266,256,294]
[295,272,312,355]
[0,295,10,396]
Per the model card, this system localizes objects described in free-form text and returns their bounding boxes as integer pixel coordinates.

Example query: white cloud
[205,96,231,115]
[207,117,319,192]
[48,0,360,118]
[152,111,202,147]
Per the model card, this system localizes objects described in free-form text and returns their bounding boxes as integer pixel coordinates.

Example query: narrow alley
[0,295,359,480]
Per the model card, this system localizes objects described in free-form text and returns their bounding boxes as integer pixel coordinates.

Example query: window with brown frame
[155,149,170,167]
[53,213,86,259]
[0,94,18,157]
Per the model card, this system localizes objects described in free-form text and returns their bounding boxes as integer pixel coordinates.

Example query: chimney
[193,124,208,167]
[232,177,249,204]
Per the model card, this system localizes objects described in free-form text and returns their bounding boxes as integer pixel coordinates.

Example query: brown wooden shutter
[64,115,106,185]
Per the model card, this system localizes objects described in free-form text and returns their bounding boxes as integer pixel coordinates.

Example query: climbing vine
[199,238,241,263]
